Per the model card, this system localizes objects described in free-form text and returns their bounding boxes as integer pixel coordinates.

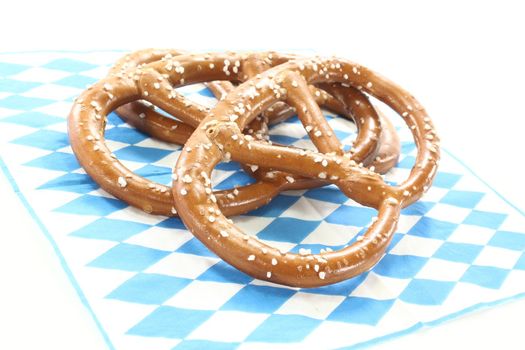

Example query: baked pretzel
[114,49,399,173]
[69,51,399,217]
[162,54,440,287]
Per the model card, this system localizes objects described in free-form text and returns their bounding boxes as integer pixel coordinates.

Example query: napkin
[1,51,524,350]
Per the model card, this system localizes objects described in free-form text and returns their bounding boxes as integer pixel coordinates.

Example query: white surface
[1,0,524,349]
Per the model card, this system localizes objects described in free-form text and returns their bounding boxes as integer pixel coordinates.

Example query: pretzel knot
[69,50,399,218]
[170,56,440,287]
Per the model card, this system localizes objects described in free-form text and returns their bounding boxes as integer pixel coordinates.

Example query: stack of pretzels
[68,50,440,288]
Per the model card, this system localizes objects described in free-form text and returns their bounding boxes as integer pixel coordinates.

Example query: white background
[1,0,525,349]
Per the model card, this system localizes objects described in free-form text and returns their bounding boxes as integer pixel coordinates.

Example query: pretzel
[114,49,399,173]
[165,54,439,287]
[69,51,399,217]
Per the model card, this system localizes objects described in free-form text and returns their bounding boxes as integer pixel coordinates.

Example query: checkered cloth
[1,51,525,350]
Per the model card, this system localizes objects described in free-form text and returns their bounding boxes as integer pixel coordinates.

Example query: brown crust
[166,54,439,287]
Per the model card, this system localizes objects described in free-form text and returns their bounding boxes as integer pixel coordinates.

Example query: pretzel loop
[172,56,439,287]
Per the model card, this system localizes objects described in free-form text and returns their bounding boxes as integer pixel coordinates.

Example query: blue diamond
[1,112,63,128]
[156,217,187,230]
[397,155,416,169]
[433,242,483,263]
[325,205,376,227]
[88,243,169,271]
[464,210,507,229]
[24,152,79,172]
[0,95,54,110]
[257,217,321,243]
[461,265,510,289]
[197,260,253,284]
[106,111,127,126]
[127,306,213,338]
[105,126,148,144]
[328,297,394,325]
[244,194,300,217]
[489,231,525,251]
[107,273,191,304]
[113,145,171,163]
[271,134,299,145]
[441,190,485,208]
[304,185,348,204]
[215,161,242,171]
[38,172,98,193]
[214,171,256,190]
[0,62,30,76]
[515,253,525,270]
[0,79,40,93]
[408,217,457,240]
[43,58,97,73]
[55,74,98,89]
[55,194,127,216]
[401,142,416,154]
[173,340,238,350]
[334,129,352,141]
[196,87,216,98]
[11,129,69,151]
[373,254,427,279]
[399,279,455,305]
[70,218,150,241]
[134,164,172,185]
[433,172,462,189]
[221,285,295,313]
[246,314,320,342]
[176,238,217,258]
[401,201,435,216]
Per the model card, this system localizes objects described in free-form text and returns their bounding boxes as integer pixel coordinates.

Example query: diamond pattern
[399,279,455,305]
[0,95,55,110]
[38,172,98,193]
[55,194,127,216]
[0,79,40,93]
[0,61,31,76]
[1,52,525,349]
[70,218,150,241]
[221,285,296,314]
[433,242,484,264]
[127,306,213,338]
[43,58,98,73]
[88,243,170,271]
[460,265,510,289]
[1,111,63,128]
[464,210,507,229]
[106,273,192,304]
[327,297,395,325]
[113,145,171,163]
[489,231,525,251]
[24,151,79,171]
[11,129,69,150]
